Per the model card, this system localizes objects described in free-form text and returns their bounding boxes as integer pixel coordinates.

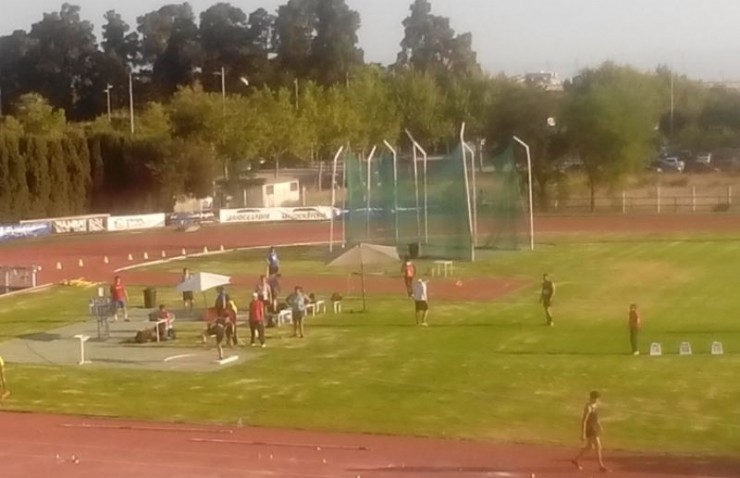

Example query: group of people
[197,248,312,360]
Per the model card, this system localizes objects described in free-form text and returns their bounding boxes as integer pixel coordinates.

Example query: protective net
[478,145,525,250]
[345,147,473,261]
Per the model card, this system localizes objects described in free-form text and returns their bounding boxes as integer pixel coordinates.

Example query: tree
[47,139,70,216]
[395,0,479,78]
[23,136,51,216]
[564,63,661,211]
[391,69,451,149]
[274,0,363,85]
[199,3,251,92]
[486,81,567,210]
[101,10,140,110]
[138,4,203,96]
[345,66,401,151]
[0,30,37,116]
[13,94,67,137]
[0,135,12,218]
[5,133,31,219]
[26,4,103,119]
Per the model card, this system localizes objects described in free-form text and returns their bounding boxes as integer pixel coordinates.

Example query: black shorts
[268,265,279,275]
[182,291,194,301]
[415,301,428,312]
[542,297,552,308]
[293,310,305,322]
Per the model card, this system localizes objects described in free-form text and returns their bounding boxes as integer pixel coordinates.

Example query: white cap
[252,292,259,298]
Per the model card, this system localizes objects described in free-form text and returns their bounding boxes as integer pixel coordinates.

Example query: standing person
[266,247,280,276]
[268,273,281,311]
[214,286,231,317]
[628,303,641,356]
[540,273,556,326]
[572,391,610,473]
[0,355,9,400]
[181,268,194,315]
[248,292,266,348]
[110,276,129,322]
[287,286,307,338]
[255,275,273,312]
[412,278,429,327]
[401,256,416,297]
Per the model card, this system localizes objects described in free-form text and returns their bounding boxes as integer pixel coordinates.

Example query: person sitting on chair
[154,304,175,340]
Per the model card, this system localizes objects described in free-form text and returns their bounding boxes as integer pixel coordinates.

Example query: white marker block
[56,262,62,270]
[181,248,187,256]
[220,245,225,251]
[679,342,692,356]
[216,355,239,365]
[127,254,133,261]
[203,246,209,253]
[103,256,109,264]
[78,259,84,267]
[161,250,167,258]
[711,342,724,356]
[143,252,149,260]
[649,342,662,356]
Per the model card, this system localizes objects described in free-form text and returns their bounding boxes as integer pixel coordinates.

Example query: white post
[657,185,661,214]
[242,189,247,207]
[406,130,428,244]
[513,136,535,252]
[301,186,307,206]
[692,186,696,212]
[383,141,399,244]
[342,151,347,247]
[365,146,377,241]
[128,73,135,135]
[411,138,421,243]
[622,191,626,214]
[460,124,475,261]
[728,185,733,207]
[463,142,479,246]
[329,146,344,253]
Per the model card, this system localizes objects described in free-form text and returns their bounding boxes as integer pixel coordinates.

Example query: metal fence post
[657,185,661,214]
[692,186,696,212]
[622,191,626,214]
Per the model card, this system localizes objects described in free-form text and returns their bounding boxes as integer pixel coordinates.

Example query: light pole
[128,73,135,135]
[214,66,226,115]
[294,78,299,110]
[104,84,113,122]
[513,136,535,252]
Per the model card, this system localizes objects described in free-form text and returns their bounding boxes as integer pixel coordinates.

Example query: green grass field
[2,237,740,455]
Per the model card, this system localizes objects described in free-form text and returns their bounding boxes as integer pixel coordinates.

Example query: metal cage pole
[383,141,399,244]
[329,145,345,253]
[459,123,475,262]
[513,136,535,251]
[463,142,478,247]
[406,130,429,244]
[365,146,377,241]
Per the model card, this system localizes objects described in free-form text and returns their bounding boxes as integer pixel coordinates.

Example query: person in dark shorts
[412,278,429,326]
[214,286,231,317]
[255,275,273,312]
[401,256,416,297]
[572,391,609,473]
[181,268,194,315]
[628,303,641,355]
[110,275,129,321]
[266,247,280,276]
[201,317,235,360]
[287,286,307,338]
[540,273,555,326]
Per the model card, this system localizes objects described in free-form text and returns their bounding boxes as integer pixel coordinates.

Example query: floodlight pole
[383,140,400,244]
[329,145,345,253]
[513,136,535,251]
[462,141,478,246]
[406,130,428,244]
[365,146,377,241]
[459,123,475,262]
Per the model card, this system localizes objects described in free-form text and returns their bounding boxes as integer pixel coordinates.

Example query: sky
[2,0,740,81]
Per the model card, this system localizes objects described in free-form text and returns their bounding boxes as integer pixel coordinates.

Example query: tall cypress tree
[0,135,11,220]
[63,136,85,214]
[24,136,52,218]
[74,135,92,211]
[6,134,31,220]
[88,135,105,211]
[47,139,70,216]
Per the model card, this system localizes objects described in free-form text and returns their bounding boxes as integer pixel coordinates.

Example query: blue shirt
[288,293,306,313]
[267,251,279,267]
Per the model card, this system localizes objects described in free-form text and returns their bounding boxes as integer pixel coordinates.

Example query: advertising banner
[219,207,338,224]
[0,222,52,242]
[107,213,167,232]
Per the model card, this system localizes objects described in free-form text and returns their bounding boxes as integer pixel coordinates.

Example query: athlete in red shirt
[110,276,129,321]
[401,257,416,297]
[249,293,266,348]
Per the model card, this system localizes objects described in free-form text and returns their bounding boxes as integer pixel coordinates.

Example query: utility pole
[104,84,113,122]
[128,73,135,135]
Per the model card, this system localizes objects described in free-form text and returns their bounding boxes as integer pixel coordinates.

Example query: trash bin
[408,242,420,259]
[143,287,157,308]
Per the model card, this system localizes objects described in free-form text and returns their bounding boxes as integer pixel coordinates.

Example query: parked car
[684,161,719,174]
[646,160,664,173]
[658,157,685,172]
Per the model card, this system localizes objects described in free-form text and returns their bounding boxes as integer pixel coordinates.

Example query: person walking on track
[540,273,556,326]
[572,391,610,473]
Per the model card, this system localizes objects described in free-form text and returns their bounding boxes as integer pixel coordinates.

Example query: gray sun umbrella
[327,243,401,311]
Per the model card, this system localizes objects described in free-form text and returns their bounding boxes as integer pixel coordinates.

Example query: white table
[332,301,343,313]
[432,260,454,278]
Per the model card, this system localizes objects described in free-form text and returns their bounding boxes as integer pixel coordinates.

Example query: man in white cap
[412,278,429,326]
[248,292,266,347]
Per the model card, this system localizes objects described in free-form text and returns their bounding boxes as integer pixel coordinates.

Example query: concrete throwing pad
[0,310,249,373]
